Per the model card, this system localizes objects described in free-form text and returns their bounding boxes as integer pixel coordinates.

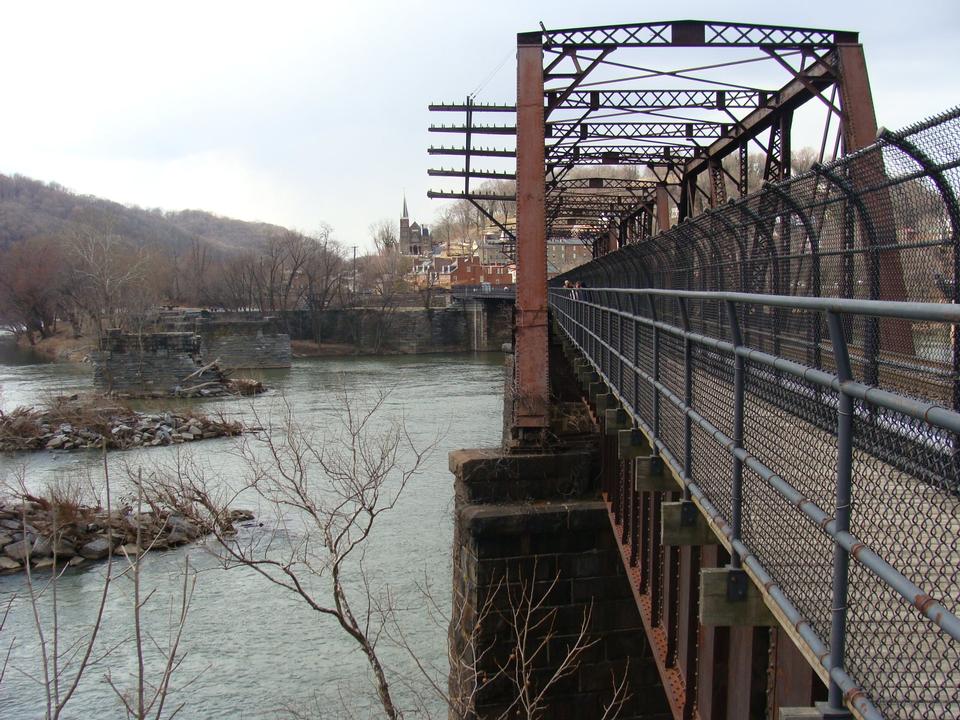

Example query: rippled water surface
[0,338,505,718]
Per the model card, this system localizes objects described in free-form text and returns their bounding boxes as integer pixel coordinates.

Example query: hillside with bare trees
[0,174,349,343]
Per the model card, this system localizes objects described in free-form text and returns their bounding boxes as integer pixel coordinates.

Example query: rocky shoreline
[0,498,254,575]
[0,398,245,453]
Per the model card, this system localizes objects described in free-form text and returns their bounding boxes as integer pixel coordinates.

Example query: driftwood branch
[181,358,221,383]
[176,382,220,395]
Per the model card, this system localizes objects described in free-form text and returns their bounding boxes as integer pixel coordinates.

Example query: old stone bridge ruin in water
[431,20,960,720]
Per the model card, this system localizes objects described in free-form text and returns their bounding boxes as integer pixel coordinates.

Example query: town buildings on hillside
[547,237,593,275]
[411,255,514,289]
[396,195,592,288]
[479,231,513,265]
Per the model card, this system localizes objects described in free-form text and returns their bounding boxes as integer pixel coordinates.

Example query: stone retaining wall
[311,302,512,354]
[197,320,291,369]
[313,308,467,353]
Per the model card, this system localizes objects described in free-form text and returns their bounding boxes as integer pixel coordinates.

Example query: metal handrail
[569,287,960,322]
[550,285,960,720]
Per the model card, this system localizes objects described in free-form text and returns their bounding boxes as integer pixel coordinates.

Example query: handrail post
[826,310,854,719]
[726,300,745,569]
[679,296,692,499]
[649,295,661,447]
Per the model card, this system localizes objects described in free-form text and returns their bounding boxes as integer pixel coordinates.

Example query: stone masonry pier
[449,447,669,719]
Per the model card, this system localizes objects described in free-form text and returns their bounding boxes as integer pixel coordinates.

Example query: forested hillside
[0,173,288,254]
[0,173,349,342]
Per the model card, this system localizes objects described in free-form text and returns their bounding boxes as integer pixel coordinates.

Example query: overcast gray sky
[0,1,957,251]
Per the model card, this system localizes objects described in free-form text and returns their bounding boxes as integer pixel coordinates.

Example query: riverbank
[15,326,92,363]
[0,396,244,453]
[0,496,254,574]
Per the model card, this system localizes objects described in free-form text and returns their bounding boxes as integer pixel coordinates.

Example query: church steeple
[402,193,409,219]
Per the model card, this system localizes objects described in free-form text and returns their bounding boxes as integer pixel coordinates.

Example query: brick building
[547,237,593,276]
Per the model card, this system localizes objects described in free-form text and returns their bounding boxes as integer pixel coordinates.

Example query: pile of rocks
[0,499,254,575]
[41,412,241,451]
[0,400,244,453]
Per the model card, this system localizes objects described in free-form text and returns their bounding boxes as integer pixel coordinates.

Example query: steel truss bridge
[429,20,959,720]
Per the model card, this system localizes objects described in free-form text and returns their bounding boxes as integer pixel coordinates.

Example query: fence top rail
[550,287,960,322]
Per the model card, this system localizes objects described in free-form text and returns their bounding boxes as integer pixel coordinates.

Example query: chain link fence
[550,106,960,719]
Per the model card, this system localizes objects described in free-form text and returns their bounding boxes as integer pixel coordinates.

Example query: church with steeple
[399,194,429,256]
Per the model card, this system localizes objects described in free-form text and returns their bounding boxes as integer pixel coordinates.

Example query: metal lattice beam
[546,88,769,111]
[547,121,729,140]
[541,20,856,49]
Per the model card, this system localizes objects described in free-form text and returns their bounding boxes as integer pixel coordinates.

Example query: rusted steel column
[650,492,664,618]
[836,45,877,154]
[513,32,549,433]
[663,495,681,664]
[769,628,822,715]
[727,627,769,719]
[656,183,672,234]
[697,545,729,720]
[708,160,727,208]
[837,43,914,355]
[677,545,701,719]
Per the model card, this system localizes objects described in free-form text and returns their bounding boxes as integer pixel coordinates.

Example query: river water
[0,338,505,719]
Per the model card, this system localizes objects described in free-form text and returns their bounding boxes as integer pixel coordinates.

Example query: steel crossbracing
[428,20,870,267]
[427,18,879,440]
[550,107,960,720]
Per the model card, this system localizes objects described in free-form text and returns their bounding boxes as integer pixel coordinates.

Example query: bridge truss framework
[428,19,960,720]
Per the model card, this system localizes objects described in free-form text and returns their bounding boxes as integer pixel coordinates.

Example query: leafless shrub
[1,452,198,719]
[135,387,437,720]
[389,564,630,720]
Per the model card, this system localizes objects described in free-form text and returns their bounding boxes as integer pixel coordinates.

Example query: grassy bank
[16,326,93,363]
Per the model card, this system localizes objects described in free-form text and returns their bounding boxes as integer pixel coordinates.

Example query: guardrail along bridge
[435,20,959,720]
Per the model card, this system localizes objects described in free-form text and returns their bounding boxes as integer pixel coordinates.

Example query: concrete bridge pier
[449,450,669,719]
[458,297,513,352]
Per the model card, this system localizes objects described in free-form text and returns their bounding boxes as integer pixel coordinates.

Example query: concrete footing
[700,567,776,627]
[661,501,719,546]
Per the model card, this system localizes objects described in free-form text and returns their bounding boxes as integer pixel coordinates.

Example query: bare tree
[303,224,345,313]
[69,232,150,346]
[104,475,199,720]
[0,237,69,342]
[493,569,629,719]
[388,566,630,720]
[210,250,258,311]
[8,453,118,720]
[137,389,436,720]
[353,250,412,352]
[132,391,631,720]
[1,453,198,719]
[370,219,399,253]
[302,224,346,342]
